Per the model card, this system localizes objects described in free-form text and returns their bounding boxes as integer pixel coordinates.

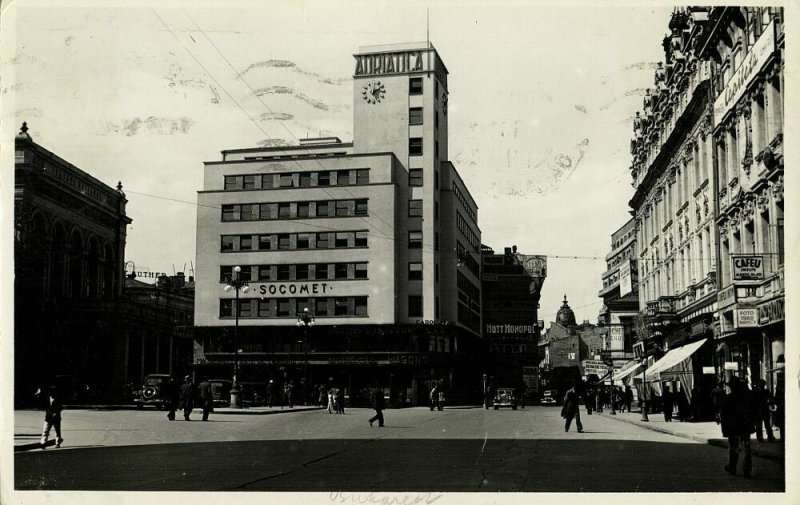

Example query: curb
[597,411,784,462]
[213,406,325,415]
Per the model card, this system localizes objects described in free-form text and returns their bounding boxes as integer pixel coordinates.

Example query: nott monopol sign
[731,255,765,281]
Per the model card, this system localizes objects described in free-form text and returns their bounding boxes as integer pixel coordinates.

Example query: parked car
[133,374,172,409]
[208,379,233,407]
[541,389,560,406]
[492,387,521,410]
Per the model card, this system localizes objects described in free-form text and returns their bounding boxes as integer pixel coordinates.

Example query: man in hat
[177,375,196,421]
[266,379,275,407]
[721,377,757,478]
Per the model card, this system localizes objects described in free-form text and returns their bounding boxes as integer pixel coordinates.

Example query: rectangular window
[299,172,312,188]
[258,299,273,317]
[240,235,253,250]
[409,231,422,249]
[335,232,350,248]
[316,201,330,217]
[258,235,273,250]
[336,201,350,217]
[355,231,368,247]
[336,170,352,186]
[260,203,276,220]
[224,176,243,191]
[296,264,310,280]
[408,295,423,318]
[297,202,310,218]
[409,169,423,186]
[278,203,291,219]
[355,199,368,216]
[220,266,233,282]
[318,171,331,186]
[335,263,349,279]
[356,169,369,185]
[315,264,329,280]
[355,296,368,316]
[409,77,423,95]
[243,175,258,190]
[295,298,310,317]
[435,263,439,282]
[409,107,423,125]
[221,236,236,252]
[316,233,330,249]
[409,262,423,280]
[296,233,311,249]
[434,232,439,251]
[277,299,291,317]
[279,173,294,188]
[355,263,368,279]
[435,140,439,158]
[241,204,258,221]
[258,265,272,281]
[222,205,239,221]
[220,299,233,318]
[315,297,329,316]
[434,201,439,220]
[334,297,349,316]
[435,169,439,189]
[409,138,423,156]
[277,264,291,281]
[409,199,423,217]
[237,300,252,318]
[278,234,291,250]
[261,174,274,189]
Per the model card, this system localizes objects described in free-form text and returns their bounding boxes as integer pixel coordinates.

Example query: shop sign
[485,323,538,336]
[702,366,715,375]
[735,307,759,328]
[608,326,625,351]
[717,284,736,309]
[714,20,776,125]
[354,50,425,76]
[731,255,765,281]
[758,298,785,325]
[724,362,739,371]
[255,283,331,296]
[619,260,633,297]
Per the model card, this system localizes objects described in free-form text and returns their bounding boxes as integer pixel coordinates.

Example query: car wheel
[142,386,157,400]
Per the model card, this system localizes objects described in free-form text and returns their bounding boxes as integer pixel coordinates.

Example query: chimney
[172,272,186,289]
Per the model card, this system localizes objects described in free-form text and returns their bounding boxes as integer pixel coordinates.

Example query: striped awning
[645,339,707,380]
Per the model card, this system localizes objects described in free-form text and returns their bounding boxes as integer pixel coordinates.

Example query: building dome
[556,294,576,327]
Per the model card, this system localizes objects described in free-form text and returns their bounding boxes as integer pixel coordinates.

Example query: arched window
[68,230,84,297]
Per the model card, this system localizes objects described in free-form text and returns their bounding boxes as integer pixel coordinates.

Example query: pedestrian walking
[177,374,196,421]
[37,386,64,448]
[318,384,328,408]
[752,379,776,442]
[662,385,674,422]
[677,385,690,422]
[429,384,439,411]
[561,382,583,433]
[624,385,633,414]
[198,377,213,422]
[336,388,346,414]
[721,377,757,478]
[595,387,603,413]
[284,382,294,408]
[368,387,385,427]
[266,380,275,407]
[327,388,335,413]
[583,385,593,415]
[437,389,445,411]
[164,376,179,421]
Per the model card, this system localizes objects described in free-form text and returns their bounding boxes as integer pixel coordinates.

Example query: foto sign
[736,307,759,328]
[732,255,764,281]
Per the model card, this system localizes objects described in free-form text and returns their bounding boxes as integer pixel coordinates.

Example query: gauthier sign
[731,255,764,281]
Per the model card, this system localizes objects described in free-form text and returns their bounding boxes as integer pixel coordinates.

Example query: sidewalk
[213,405,324,415]
[593,408,784,461]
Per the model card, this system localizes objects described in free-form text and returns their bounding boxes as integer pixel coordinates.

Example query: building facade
[481,245,546,394]
[194,42,484,406]
[698,7,785,391]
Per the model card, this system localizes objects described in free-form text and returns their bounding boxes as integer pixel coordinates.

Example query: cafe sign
[731,255,764,281]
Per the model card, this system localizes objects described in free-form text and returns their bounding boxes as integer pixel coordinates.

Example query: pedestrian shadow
[15,441,49,452]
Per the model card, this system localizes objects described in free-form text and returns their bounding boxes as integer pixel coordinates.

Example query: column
[766,73,782,141]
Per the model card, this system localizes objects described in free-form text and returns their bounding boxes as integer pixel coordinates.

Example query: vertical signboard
[619,260,632,296]
[609,325,625,351]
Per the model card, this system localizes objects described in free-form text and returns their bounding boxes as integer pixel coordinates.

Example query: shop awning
[614,360,643,381]
[645,339,707,380]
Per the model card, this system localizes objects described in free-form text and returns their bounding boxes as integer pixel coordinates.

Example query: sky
[2,0,676,326]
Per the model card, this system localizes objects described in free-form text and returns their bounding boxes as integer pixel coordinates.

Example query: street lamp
[296,307,315,405]
[224,265,249,408]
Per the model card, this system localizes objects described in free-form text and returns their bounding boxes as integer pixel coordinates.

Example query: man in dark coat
[164,376,179,421]
[177,375,196,421]
[266,380,275,407]
[752,379,776,442]
[38,386,64,448]
[561,382,583,433]
[721,378,757,478]
[368,387,385,427]
[624,386,634,414]
[198,377,213,421]
[662,385,674,422]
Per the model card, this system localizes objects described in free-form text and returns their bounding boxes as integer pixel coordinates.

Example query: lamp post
[296,307,315,405]
[224,266,249,408]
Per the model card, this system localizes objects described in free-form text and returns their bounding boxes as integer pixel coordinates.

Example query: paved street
[14,405,784,492]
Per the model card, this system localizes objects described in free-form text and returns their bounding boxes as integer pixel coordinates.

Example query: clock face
[441,92,448,115]
[361,80,385,104]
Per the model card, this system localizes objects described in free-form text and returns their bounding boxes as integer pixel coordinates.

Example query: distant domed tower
[556,294,577,327]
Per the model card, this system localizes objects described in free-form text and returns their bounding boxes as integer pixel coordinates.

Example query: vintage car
[541,389,560,406]
[492,387,521,410]
[208,379,233,407]
[133,374,173,409]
